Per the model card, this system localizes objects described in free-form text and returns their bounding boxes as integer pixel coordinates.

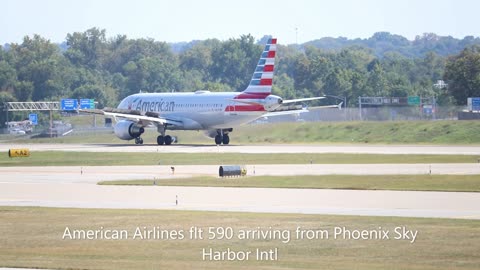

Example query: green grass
[0,151,479,166]
[5,120,480,144]
[99,175,480,192]
[0,206,479,270]
[241,120,480,144]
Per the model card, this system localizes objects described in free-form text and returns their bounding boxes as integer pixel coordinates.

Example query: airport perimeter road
[2,143,480,154]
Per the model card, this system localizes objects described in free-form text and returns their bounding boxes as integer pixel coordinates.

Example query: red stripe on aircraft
[260,78,272,85]
[225,105,266,112]
[263,65,274,72]
[270,38,277,44]
[267,51,276,58]
[235,92,270,99]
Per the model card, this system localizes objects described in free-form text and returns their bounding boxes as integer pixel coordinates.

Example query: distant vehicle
[82,38,339,145]
[9,128,26,135]
[6,120,33,134]
[30,121,73,138]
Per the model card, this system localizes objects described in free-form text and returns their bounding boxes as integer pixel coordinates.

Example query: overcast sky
[2,0,479,45]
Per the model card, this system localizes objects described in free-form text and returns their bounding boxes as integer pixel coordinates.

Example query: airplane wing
[260,102,343,117]
[80,108,183,127]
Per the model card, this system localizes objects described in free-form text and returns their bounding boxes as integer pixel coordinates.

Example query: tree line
[1,28,480,127]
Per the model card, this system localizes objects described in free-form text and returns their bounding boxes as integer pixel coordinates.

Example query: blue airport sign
[61,99,78,111]
[29,113,38,125]
[80,99,95,109]
[472,97,480,111]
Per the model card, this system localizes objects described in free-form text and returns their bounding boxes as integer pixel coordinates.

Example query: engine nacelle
[114,120,145,140]
[264,95,283,111]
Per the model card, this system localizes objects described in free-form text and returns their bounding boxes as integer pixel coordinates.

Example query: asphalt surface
[1,164,480,185]
[2,143,480,154]
[1,163,479,219]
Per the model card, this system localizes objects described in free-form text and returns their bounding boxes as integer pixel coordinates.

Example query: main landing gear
[215,129,230,145]
[155,124,173,145]
[157,135,173,145]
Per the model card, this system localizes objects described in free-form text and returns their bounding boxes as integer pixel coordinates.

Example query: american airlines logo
[134,99,175,112]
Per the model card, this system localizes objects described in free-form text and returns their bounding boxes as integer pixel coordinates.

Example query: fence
[260,106,466,123]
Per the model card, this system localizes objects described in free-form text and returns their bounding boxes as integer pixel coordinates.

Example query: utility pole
[359,96,362,120]
[295,27,298,45]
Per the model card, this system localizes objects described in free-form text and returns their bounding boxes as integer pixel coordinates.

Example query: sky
[1,0,479,45]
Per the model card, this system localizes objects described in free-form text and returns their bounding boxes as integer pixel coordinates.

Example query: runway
[1,164,480,185]
[2,143,480,154]
[1,165,479,219]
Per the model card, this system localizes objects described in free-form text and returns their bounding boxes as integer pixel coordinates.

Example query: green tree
[65,28,107,69]
[72,84,117,108]
[14,81,34,101]
[0,60,17,90]
[365,61,389,96]
[0,92,17,127]
[444,46,480,104]
[9,35,66,101]
[209,35,262,90]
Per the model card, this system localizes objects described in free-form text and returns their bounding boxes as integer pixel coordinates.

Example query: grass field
[243,120,480,144]
[0,207,478,270]
[1,151,478,166]
[4,120,480,145]
[99,174,480,192]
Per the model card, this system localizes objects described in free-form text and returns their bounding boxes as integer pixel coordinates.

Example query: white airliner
[84,38,335,145]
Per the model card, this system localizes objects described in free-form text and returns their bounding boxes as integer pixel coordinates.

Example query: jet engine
[263,94,283,111]
[114,120,145,140]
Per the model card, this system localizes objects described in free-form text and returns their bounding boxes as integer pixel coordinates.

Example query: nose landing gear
[134,137,144,145]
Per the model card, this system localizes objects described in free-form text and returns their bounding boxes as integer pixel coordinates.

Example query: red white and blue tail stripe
[243,38,276,96]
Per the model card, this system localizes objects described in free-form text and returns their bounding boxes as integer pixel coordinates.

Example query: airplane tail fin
[243,38,276,95]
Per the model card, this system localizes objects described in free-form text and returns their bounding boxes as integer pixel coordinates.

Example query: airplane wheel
[135,137,143,145]
[222,134,230,145]
[215,135,222,145]
[164,135,172,145]
[157,135,164,145]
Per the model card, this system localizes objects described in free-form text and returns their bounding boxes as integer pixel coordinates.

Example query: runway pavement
[1,164,480,185]
[2,143,480,154]
[1,164,480,219]
[1,182,479,219]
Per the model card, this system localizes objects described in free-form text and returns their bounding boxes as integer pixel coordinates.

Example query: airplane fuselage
[94,37,318,145]
[117,91,272,130]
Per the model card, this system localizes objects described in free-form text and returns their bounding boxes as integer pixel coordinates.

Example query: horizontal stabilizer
[308,102,343,110]
[282,97,325,104]
[262,109,309,117]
